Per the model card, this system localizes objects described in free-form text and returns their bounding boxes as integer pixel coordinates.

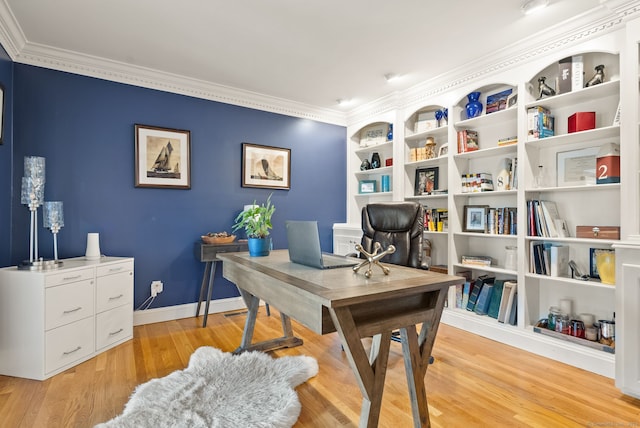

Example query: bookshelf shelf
[405,126,448,142]
[453,143,517,160]
[524,273,615,289]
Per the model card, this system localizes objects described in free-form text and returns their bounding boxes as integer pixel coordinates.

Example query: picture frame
[135,124,191,189]
[438,143,449,157]
[414,167,439,195]
[241,143,291,190]
[359,179,377,194]
[556,146,599,187]
[590,248,614,279]
[486,88,513,114]
[507,93,518,109]
[463,205,489,233]
[0,83,4,145]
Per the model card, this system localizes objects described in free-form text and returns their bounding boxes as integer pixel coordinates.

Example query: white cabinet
[0,256,134,380]
[332,223,362,255]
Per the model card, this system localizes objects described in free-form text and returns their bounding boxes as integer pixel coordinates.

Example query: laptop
[285,220,358,269]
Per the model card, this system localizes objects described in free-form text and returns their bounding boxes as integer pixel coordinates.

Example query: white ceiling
[0,0,629,122]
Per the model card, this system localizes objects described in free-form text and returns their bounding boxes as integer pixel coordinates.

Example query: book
[572,55,584,91]
[550,245,570,277]
[474,283,494,315]
[497,280,516,323]
[461,255,492,267]
[558,56,572,94]
[527,106,554,140]
[462,281,471,309]
[502,281,518,324]
[487,280,505,319]
[540,200,562,238]
[455,284,463,308]
[457,130,479,153]
[508,291,518,325]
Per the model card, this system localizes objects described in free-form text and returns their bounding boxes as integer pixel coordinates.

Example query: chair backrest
[360,202,425,269]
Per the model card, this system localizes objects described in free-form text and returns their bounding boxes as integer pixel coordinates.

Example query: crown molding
[347,2,638,126]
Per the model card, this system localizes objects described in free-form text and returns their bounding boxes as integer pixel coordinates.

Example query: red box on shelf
[385,158,393,167]
[568,112,595,133]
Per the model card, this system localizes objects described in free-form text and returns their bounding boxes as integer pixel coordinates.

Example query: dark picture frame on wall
[414,167,438,195]
[241,143,291,190]
[0,83,4,145]
[135,124,191,189]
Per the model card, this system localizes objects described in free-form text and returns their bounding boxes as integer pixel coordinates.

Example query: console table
[194,241,249,327]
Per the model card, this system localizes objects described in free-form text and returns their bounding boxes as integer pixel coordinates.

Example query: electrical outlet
[151,280,163,297]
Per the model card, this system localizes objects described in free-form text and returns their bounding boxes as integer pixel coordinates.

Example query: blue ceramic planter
[465,91,483,119]
[248,237,271,257]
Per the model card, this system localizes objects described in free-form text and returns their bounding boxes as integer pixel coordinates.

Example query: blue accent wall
[0,44,13,267]
[9,64,347,309]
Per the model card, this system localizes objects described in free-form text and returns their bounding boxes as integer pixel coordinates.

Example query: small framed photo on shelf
[590,248,614,279]
[438,143,449,157]
[414,167,439,195]
[556,146,599,187]
[463,205,489,233]
[359,179,377,194]
[507,93,518,109]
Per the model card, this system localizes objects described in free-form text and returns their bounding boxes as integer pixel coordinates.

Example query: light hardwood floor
[1,308,639,427]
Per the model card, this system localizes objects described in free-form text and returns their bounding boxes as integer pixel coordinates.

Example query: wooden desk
[218,249,464,428]
[194,241,248,327]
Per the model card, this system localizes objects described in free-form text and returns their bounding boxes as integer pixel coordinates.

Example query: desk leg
[328,307,392,428]
[195,261,212,321]
[201,261,218,328]
[233,289,303,354]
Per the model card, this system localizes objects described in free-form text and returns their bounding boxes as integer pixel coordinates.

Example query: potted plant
[232,194,275,256]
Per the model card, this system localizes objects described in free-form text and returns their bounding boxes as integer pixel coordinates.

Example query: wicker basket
[201,235,236,244]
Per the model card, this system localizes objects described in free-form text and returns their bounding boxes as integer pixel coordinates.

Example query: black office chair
[357,202,435,355]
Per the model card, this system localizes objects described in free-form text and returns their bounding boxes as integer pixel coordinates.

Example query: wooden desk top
[219,249,464,335]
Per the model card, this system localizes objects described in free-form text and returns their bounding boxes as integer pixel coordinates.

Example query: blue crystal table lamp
[43,201,64,266]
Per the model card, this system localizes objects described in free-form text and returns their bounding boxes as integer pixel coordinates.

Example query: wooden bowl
[201,235,236,244]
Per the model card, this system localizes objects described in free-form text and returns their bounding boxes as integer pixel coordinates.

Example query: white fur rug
[96,347,318,428]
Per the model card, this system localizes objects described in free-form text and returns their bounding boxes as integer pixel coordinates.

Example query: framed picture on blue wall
[241,143,291,190]
[135,124,191,189]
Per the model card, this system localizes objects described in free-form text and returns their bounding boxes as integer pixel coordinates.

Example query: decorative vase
[465,92,483,119]
[371,152,381,169]
[360,159,371,170]
[442,108,448,125]
[434,110,443,127]
[387,124,393,141]
[248,237,271,257]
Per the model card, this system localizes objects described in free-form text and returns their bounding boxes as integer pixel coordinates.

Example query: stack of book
[457,130,479,153]
[527,199,568,238]
[529,242,570,277]
[527,106,554,140]
[455,277,518,325]
[486,207,517,235]
[461,255,492,267]
[424,207,448,232]
[461,173,494,192]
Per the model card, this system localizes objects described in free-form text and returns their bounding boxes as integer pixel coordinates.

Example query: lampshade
[20,176,45,206]
[43,201,64,229]
[24,156,45,179]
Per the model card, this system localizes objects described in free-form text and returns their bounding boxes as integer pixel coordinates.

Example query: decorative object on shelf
[414,167,438,196]
[360,123,388,147]
[558,57,573,94]
[534,165,547,188]
[486,88,512,114]
[135,124,191,189]
[461,172,493,193]
[575,225,620,240]
[434,109,443,127]
[360,158,371,170]
[568,260,589,281]
[596,143,620,184]
[504,246,517,271]
[495,158,512,191]
[19,156,46,270]
[442,108,448,125]
[370,152,381,168]
[537,76,556,99]
[585,64,605,87]
[232,194,275,257]
[43,201,64,265]
[590,248,614,283]
[438,143,449,157]
[598,318,615,346]
[381,175,390,192]
[386,123,393,141]
[424,137,437,159]
[352,242,396,278]
[240,143,291,190]
[358,179,377,194]
[568,112,595,133]
[463,205,489,233]
[385,158,393,167]
[506,93,518,108]
[465,91,483,119]
[457,130,479,153]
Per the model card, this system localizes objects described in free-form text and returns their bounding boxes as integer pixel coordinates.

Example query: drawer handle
[108,294,124,301]
[63,306,82,314]
[109,267,123,272]
[62,275,82,281]
[63,346,81,355]
[109,328,124,336]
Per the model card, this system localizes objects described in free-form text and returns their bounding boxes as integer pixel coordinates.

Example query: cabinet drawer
[96,270,133,313]
[45,317,94,374]
[96,305,133,350]
[96,260,133,277]
[45,268,94,287]
[45,280,94,330]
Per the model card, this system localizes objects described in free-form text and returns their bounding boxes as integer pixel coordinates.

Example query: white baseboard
[133,297,248,326]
